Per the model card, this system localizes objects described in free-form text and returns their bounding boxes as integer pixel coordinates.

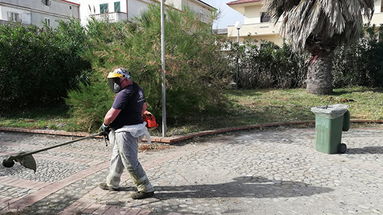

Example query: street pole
[235,23,241,88]
[160,0,167,137]
[236,28,240,43]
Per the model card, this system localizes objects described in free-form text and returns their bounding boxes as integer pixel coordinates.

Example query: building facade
[0,0,80,28]
[80,0,215,26]
[226,0,383,46]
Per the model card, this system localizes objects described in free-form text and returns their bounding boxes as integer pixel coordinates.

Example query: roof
[196,0,215,10]
[61,0,80,6]
[213,28,228,35]
[227,0,262,6]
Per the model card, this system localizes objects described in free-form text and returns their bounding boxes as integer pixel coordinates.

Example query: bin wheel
[338,143,347,154]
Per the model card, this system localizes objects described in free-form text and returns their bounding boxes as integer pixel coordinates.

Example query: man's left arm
[142,102,149,115]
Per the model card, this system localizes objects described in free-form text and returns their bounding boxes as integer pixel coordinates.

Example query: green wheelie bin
[311,104,350,154]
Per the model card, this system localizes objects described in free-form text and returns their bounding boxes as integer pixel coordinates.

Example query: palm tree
[264,0,374,94]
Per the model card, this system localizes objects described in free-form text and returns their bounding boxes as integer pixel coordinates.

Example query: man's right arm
[103,107,121,125]
[99,107,121,136]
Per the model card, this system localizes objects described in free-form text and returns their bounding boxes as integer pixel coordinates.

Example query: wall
[0,5,31,24]
[375,0,382,13]
[244,5,261,24]
[182,0,213,23]
[0,0,79,27]
[80,0,128,25]
[254,34,283,46]
[371,0,383,26]
[166,0,182,10]
[127,0,150,20]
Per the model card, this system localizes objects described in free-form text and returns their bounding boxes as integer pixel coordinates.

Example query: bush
[228,41,308,89]
[66,73,112,131]
[0,20,90,112]
[66,6,231,130]
[333,25,383,88]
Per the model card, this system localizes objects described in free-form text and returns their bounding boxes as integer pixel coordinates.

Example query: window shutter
[100,3,108,14]
[114,2,120,13]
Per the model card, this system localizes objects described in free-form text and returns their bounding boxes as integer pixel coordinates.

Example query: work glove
[99,123,111,137]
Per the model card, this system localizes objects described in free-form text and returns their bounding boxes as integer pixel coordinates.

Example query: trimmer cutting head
[2,158,15,168]
[1,153,36,172]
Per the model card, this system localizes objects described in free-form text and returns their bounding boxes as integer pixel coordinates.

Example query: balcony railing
[227,21,281,38]
[90,12,128,22]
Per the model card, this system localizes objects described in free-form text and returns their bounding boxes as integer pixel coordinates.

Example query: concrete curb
[1,119,382,144]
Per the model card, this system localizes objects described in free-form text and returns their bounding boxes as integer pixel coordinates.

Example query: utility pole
[160,0,167,137]
[235,21,241,87]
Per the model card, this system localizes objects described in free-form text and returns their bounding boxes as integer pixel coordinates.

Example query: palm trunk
[306,54,333,95]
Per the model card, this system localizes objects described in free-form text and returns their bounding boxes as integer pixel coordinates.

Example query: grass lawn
[1,87,383,136]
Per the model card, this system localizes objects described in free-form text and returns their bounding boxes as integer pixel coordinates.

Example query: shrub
[0,20,90,113]
[333,25,383,88]
[228,41,308,89]
[66,73,113,131]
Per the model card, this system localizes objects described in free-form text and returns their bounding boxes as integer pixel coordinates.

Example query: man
[99,68,154,199]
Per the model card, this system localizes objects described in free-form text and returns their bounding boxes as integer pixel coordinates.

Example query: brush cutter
[2,133,103,172]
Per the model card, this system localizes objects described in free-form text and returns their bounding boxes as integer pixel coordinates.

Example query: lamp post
[160,0,167,137]
[235,21,241,43]
[234,21,241,87]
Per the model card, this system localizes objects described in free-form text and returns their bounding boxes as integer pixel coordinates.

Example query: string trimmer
[2,133,103,172]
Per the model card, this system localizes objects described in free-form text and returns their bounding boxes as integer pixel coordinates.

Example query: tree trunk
[306,54,333,95]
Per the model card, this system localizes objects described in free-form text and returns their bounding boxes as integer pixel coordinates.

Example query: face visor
[108,78,122,93]
[107,68,131,93]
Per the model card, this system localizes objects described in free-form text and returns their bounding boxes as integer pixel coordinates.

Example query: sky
[203,0,244,29]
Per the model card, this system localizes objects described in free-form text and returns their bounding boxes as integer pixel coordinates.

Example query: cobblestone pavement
[1,127,383,215]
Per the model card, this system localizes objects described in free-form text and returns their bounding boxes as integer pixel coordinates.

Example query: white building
[0,0,80,28]
[80,0,215,26]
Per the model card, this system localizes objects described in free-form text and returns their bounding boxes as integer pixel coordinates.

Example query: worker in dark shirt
[99,68,154,199]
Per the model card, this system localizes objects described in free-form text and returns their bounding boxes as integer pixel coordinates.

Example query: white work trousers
[105,130,153,192]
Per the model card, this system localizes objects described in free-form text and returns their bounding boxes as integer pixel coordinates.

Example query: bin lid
[311,104,349,119]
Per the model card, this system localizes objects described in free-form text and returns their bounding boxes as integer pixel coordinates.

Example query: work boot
[131,191,154,199]
[99,183,120,191]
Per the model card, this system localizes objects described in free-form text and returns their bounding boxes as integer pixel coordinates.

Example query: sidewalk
[1,127,383,214]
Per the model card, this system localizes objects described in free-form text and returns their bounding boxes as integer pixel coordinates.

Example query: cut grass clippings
[1,87,383,136]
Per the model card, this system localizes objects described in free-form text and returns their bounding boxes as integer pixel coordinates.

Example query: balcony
[90,12,128,23]
[228,21,281,38]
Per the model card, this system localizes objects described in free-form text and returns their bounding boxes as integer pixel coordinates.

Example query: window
[42,0,51,6]
[114,2,120,12]
[100,3,108,14]
[44,18,51,26]
[7,12,21,22]
[381,0,383,13]
[261,12,271,23]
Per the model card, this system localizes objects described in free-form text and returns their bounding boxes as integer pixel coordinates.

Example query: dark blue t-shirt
[110,82,145,130]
